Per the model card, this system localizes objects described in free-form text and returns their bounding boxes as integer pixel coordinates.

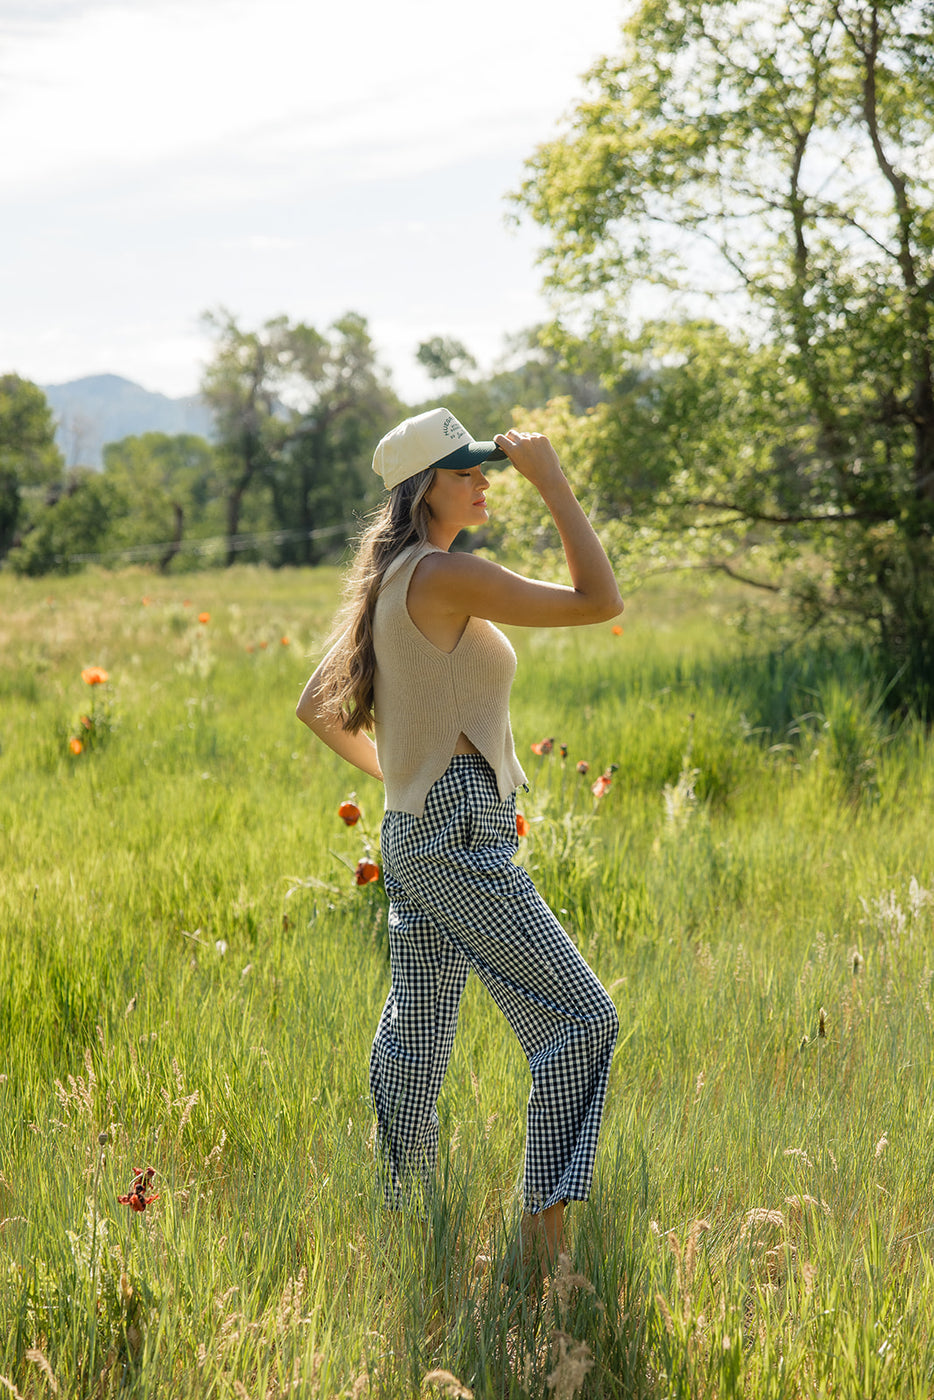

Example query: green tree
[201,310,398,566]
[0,375,64,561]
[516,0,934,708]
[416,336,479,382]
[265,313,399,565]
[200,311,290,565]
[6,469,122,576]
[102,433,222,570]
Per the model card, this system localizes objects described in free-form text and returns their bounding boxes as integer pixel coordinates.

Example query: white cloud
[0,0,627,395]
[2,0,618,190]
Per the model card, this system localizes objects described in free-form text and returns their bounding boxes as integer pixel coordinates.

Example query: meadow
[1,564,933,1399]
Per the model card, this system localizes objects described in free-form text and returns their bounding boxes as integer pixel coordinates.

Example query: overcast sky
[0,0,627,403]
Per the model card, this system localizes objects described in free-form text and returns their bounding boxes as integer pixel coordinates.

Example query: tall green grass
[1,566,932,1398]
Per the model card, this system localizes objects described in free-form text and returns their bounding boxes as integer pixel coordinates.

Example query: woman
[297,407,622,1268]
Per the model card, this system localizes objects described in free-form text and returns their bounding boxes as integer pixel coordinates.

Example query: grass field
[1,564,933,1399]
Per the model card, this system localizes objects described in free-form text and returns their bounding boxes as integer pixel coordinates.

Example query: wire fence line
[59,522,354,566]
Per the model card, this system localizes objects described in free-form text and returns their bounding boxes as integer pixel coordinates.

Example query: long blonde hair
[315,468,435,734]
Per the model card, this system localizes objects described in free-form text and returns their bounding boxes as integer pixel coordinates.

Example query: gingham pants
[369,754,619,1214]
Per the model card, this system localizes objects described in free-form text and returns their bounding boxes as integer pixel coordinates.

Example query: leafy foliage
[0,375,64,560]
[200,309,400,565]
[515,0,934,709]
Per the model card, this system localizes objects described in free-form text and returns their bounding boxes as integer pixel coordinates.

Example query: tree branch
[646,560,782,592]
[685,497,891,525]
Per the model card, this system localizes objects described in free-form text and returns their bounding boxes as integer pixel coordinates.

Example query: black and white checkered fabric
[369,754,619,1213]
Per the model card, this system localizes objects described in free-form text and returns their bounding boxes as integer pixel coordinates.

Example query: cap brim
[430,441,508,470]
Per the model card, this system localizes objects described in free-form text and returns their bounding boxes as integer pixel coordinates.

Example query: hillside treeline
[0,316,596,577]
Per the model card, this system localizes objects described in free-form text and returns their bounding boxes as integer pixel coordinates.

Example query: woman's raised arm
[415,431,623,630]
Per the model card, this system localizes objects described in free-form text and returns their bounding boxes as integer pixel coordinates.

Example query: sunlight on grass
[1,565,933,1397]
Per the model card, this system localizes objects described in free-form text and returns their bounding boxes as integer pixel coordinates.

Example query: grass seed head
[422,1370,474,1399]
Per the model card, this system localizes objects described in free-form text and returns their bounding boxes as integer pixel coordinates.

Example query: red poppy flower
[576,760,590,776]
[81,666,109,686]
[516,812,530,838]
[118,1166,159,1213]
[354,858,380,886]
[338,799,362,826]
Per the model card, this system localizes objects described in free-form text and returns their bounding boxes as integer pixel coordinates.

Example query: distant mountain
[42,373,216,469]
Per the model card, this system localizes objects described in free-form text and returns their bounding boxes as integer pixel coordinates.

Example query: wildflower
[80,714,93,730]
[576,760,590,776]
[259,640,268,650]
[215,940,228,955]
[530,737,555,756]
[354,858,380,886]
[516,812,530,838]
[81,666,109,686]
[142,596,152,606]
[592,770,613,799]
[69,737,84,755]
[117,1165,159,1213]
[612,624,623,636]
[560,744,568,760]
[280,636,290,646]
[338,799,362,826]
[198,612,210,624]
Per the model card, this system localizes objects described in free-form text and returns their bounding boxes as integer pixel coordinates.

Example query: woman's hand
[494,431,564,492]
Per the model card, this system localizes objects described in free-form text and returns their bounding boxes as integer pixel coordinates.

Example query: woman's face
[424,464,491,534]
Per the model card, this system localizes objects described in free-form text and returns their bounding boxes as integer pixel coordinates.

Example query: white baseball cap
[372,407,507,491]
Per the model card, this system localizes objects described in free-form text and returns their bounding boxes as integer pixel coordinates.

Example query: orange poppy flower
[612,625,623,636]
[80,714,93,730]
[576,760,590,775]
[259,640,268,650]
[69,737,84,755]
[516,812,530,838]
[198,612,210,624]
[591,763,619,799]
[354,857,380,886]
[530,737,555,756]
[280,637,290,646]
[81,666,109,686]
[118,1166,159,1213]
[338,800,362,826]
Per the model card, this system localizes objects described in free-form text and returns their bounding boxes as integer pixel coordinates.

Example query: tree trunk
[159,502,184,574]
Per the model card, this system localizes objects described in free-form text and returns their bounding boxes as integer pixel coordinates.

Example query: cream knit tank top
[372,542,527,816]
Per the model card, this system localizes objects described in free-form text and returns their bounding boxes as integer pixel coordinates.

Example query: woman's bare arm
[414,431,623,628]
[296,657,383,782]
